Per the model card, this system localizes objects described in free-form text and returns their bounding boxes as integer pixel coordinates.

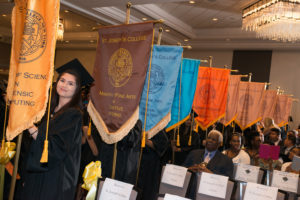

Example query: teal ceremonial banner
[139,45,183,138]
[166,58,200,132]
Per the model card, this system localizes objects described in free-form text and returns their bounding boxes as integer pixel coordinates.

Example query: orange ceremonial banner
[235,82,265,130]
[6,0,60,140]
[220,75,241,126]
[259,90,277,121]
[193,67,230,130]
[273,95,293,127]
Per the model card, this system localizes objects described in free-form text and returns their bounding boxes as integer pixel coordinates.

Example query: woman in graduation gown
[22,69,83,200]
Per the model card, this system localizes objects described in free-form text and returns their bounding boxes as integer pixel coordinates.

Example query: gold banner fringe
[87,101,139,144]
[234,117,262,131]
[165,115,190,132]
[146,113,171,139]
[196,113,225,131]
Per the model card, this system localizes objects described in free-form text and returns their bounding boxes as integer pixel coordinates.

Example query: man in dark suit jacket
[183,129,234,199]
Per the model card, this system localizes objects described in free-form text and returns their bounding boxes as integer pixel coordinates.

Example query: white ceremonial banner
[235,163,260,183]
[244,182,278,200]
[164,193,191,200]
[271,170,298,193]
[161,164,188,188]
[198,172,228,199]
[98,178,133,200]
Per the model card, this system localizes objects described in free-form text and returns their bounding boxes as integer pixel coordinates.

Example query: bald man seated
[183,130,234,199]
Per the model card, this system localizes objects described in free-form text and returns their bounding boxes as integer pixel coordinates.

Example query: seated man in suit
[183,130,234,199]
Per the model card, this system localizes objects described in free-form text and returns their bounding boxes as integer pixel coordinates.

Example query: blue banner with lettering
[139,45,183,138]
[166,58,200,131]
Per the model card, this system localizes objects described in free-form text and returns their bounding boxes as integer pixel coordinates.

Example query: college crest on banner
[273,95,293,127]
[139,45,183,139]
[235,82,265,130]
[6,0,60,140]
[193,67,230,130]
[88,22,154,144]
[220,75,241,126]
[166,58,200,132]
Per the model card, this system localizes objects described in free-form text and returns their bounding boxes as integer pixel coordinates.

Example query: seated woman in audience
[223,133,250,164]
[281,147,300,174]
[245,131,261,165]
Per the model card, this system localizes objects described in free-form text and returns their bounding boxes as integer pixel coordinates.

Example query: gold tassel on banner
[40,78,54,163]
[141,131,146,148]
[188,134,192,146]
[87,118,92,137]
[40,140,48,163]
[176,131,180,146]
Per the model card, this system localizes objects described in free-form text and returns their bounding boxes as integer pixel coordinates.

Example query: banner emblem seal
[19,9,47,63]
[108,48,133,87]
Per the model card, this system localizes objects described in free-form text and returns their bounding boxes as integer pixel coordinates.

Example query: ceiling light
[212,18,218,21]
[184,39,189,42]
[165,29,170,32]
[57,18,64,41]
[189,1,196,4]
[242,0,300,42]
[64,10,69,13]
[2,14,7,17]
[142,17,147,21]
[76,24,81,27]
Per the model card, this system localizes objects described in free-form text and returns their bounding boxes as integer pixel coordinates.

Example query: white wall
[269,51,300,129]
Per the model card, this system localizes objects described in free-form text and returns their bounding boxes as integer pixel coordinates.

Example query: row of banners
[5,0,293,144]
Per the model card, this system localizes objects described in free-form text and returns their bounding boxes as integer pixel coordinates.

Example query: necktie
[204,152,211,163]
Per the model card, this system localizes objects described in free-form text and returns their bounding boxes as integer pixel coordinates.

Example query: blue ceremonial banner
[166,58,200,132]
[139,45,183,138]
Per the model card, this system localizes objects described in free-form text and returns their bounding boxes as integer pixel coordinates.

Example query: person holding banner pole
[22,69,83,200]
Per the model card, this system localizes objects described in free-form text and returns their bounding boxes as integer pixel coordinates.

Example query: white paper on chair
[164,193,191,200]
[234,163,260,183]
[98,178,133,200]
[271,170,298,193]
[161,164,187,188]
[244,182,278,200]
[198,172,228,199]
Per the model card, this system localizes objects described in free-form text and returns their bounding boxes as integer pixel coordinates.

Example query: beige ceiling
[0,0,300,50]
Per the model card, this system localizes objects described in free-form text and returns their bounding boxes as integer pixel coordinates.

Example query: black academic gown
[22,108,82,200]
[137,130,169,200]
[97,120,142,185]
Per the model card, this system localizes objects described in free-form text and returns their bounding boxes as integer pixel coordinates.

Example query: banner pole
[125,2,132,24]
[8,133,22,200]
[111,143,118,179]
[0,164,4,200]
[209,56,213,67]
[135,28,155,186]
[157,27,163,45]
[111,1,132,180]
[248,72,252,82]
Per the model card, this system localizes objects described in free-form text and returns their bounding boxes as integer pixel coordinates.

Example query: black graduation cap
[55,59,94,87]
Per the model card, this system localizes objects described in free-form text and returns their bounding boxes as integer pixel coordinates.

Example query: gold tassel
[176,133,180,146]
[188,134,192,146]
[141,131,146,148]
[40,140,48,163]
[87,118,92,136]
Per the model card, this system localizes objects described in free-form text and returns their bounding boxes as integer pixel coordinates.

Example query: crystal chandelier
[242,0,300,42]
[57,18,64,41]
